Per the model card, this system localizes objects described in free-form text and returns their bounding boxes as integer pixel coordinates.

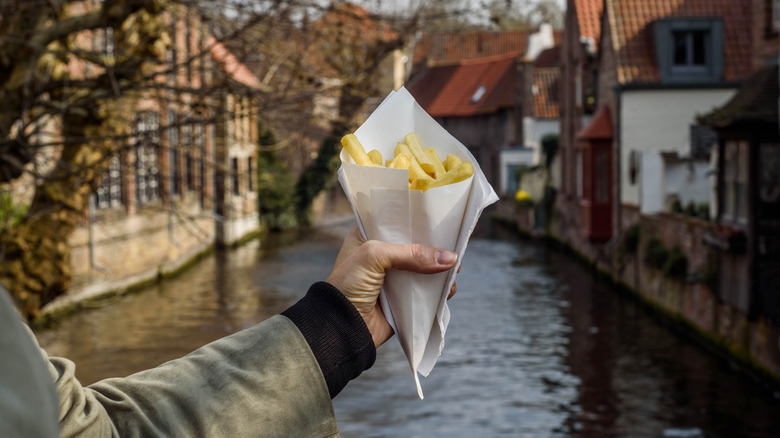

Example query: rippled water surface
[37,220,780,437]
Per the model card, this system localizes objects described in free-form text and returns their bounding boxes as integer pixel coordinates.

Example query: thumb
[367,241,458,274]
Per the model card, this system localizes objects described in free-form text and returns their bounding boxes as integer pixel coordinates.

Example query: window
[594,149,609,203]
[135,112,160,205]
[247,157,254,192]
[197,124,206,207]
[723,140,748,222]
[104,27,115,59]
[470,86,486,104]
[94,155,122,209]
[168,110,179,196]
[505,164,520,195]
[183,121,193,191]
[654,18,723,83]
[673,30,707,70]
[232,157,240,195]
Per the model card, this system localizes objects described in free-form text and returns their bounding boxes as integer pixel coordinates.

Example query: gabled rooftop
[603,0,752,84]
[574,0,604,48]
[412,29,563,67]
[407,53,518,118]
[209,36,264,90]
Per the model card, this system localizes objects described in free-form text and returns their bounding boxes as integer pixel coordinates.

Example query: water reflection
[36,220,780,437]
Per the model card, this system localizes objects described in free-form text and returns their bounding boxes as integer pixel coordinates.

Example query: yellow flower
[515,189,531,202]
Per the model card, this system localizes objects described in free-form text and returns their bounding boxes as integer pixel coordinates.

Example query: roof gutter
[615,80,742,92]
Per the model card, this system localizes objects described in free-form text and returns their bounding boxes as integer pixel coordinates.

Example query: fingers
[447,282,457,300]
[364,240,457,275]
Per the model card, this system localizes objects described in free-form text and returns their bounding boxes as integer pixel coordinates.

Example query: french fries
[342,132,474,192]
[341,134,378,167]
[368,149,383,166]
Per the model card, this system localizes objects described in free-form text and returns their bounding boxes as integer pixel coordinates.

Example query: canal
[36,218,780,437]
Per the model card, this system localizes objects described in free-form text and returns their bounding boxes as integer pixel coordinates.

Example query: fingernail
[436,250,457,265]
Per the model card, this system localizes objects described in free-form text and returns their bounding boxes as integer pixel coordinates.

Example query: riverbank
[35,188,357,329]
[491,198,780,393]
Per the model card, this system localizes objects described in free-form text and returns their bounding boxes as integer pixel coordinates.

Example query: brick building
[46,3,264,310]
[406,27,562,194]
[521,0,780,384]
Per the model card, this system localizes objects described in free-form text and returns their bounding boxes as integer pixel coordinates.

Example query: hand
[327,226,458,348]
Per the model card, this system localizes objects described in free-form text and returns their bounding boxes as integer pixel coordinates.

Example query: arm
[52,313,339,438]
[8,227,457,437]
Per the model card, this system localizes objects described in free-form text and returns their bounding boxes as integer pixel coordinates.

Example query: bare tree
[0,0,472,319]
[0,0,170,318]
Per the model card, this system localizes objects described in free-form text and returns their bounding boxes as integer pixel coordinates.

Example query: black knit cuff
[281,281,376,398]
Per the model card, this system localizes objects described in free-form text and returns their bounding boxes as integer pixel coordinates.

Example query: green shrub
[0,192,28,231]
[644,238,669,270]
[623,224,640,254]
[663,247,688,280]
[256,121,299,231]
[671,199,683,213]
[684,200,697,217]
[697,203,710,221]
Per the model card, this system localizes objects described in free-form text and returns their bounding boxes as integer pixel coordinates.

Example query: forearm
[282,281,376,398]
[52,316,338,438]
[50,282,375,437]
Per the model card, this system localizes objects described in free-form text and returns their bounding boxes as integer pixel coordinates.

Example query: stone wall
[49,195,219,315]
[496,198,780,384]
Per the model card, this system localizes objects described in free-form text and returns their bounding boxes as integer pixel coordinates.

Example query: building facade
[56,3,263,311]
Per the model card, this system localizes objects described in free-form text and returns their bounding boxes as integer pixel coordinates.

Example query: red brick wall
[752,0,780,70]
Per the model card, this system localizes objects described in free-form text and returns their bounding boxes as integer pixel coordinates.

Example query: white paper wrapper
[337,87,498,398]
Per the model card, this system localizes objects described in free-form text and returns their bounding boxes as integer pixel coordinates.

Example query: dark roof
[407,53,518,117]
[534,46,560,68]
[698,64,779,128]
[533,68,560,118]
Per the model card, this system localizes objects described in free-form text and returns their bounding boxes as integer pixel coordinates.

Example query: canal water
[36,218,780,437]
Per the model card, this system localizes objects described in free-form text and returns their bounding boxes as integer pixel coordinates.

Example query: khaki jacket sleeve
[48,315,340,438]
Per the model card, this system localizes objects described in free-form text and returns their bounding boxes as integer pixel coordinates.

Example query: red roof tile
[412,29,563,66]
[534,46,560,68]
[605,0,752,83]
[574,0,604,44]
[209,36,264,89]
[408,53,518,117]
[533,68,560,118]
[578,104,613,140]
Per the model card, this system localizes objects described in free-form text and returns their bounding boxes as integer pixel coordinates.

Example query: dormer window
[654,18,723,84]
[470,85,486,103]
[673,30,707,70]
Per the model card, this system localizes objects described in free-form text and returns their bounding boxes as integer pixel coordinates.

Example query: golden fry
[424,147,446,179]
[417,162,474,192]
[342,131,474,192]
[404,133,435,176]
[387,153,411,169]
[368,149,383,166]
[443,154,463,172]
[408,155,434,187]
[394,142,411,158]
[341,134,376,166]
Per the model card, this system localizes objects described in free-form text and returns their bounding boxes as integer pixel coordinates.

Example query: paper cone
[337,87,498,398]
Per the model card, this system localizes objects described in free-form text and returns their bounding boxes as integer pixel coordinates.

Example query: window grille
[135,112,160,205]
[94,155,122,209]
